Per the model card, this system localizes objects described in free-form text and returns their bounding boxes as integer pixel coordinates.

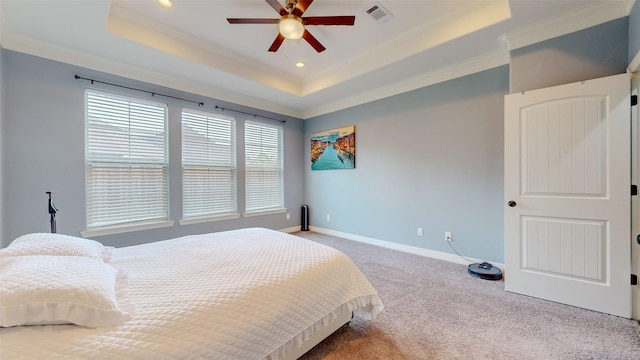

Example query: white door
[504,73,631,318]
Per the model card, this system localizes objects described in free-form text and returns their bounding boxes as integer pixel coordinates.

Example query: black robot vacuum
[468,262,502,280]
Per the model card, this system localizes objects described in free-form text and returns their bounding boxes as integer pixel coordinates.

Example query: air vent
[365,2,393,24]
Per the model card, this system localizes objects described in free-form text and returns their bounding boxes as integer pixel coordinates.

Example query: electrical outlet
[417,227,423,236]
[286,213,290,220]
[327,214,331,222]
[445,232,452,242]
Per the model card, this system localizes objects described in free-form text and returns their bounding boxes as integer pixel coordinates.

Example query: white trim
[631,73,640,320]
[309,226,504,270]
[501,0,630,52]
[179,213,241,226]
[0,34,304,119]
[81,220,175,238]
[105,6,301,97]
[2,0,629,121]
[2,30,509,121]
[304,50,509,119]
[301,1,511,97]
[243,208,287,218]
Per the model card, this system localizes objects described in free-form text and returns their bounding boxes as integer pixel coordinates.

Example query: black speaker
[301,205,309,231]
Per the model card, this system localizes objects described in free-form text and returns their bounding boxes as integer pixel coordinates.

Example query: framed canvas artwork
[311,125,355,170]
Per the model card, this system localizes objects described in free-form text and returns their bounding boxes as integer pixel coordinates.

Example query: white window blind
[85,90,168,228]
[182,109,236,218]
[244,121,284,213]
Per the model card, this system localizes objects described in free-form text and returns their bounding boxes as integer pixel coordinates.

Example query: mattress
[0,228,383,359]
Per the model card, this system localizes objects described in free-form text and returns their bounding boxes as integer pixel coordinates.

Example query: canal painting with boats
[311,125,355,170]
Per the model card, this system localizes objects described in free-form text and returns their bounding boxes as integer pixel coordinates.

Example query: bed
[0,228,383,359]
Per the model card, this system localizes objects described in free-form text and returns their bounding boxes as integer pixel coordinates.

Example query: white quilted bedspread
[0,228,383,359]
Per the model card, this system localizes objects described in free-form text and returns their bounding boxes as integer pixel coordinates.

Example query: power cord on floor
[448,236,503,280]
[447,239,476,264]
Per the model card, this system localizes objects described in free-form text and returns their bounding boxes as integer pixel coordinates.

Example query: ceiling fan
[227,0,355,53]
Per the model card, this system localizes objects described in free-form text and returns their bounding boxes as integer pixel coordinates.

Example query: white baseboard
[309,226,505,270]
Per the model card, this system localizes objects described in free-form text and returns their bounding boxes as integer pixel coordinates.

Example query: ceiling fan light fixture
[279,14,304,40]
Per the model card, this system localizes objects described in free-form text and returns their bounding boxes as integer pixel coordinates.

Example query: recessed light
[295,62,305,68]
[158,0,173,8]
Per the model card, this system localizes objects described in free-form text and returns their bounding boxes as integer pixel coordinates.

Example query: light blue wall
[304,67,509,263]
[1,50,304,248]
[509,18,628,93]
[0,12,634,260]
[302,15,630,264]
[630,0,640,65]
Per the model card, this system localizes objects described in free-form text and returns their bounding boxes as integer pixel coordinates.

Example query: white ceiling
[0,0,633,119]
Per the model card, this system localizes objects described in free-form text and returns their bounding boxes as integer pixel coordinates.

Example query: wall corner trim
[630,51,640,73]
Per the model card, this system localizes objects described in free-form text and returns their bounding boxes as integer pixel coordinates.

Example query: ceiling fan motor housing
[285,0,298,13]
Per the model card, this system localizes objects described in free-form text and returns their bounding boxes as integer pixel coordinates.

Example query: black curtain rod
[215,106,286,124]
[74,75,204,106]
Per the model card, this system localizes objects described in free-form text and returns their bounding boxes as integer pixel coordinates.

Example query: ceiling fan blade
[268,33,286,52]
[302,30,326,53]
[302,16,355,26]
[227,18,279,24]
[265,0,288,16]
[292,0,313,17]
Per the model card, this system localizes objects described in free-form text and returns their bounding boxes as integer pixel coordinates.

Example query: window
[181,109,237,220]
[85,90,168,230]
[244,121,284,215]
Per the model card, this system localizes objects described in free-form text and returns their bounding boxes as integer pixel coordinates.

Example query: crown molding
[1,33,304,119]
[302,0,511,97]
[2,0,632,121]
[303,50,509,119]
[106,5,303,97]
[501,0,631,52]
[2,30,508,121]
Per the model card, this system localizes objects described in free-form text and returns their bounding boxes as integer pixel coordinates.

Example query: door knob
[507,201,516,207]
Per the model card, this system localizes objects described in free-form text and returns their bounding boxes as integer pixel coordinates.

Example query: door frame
[632,73,639,321]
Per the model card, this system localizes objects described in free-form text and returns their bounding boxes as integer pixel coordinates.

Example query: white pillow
[2,233,112,262]
[0,255,133,328]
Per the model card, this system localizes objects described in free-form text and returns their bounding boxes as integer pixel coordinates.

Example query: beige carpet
[295,231,640,360]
